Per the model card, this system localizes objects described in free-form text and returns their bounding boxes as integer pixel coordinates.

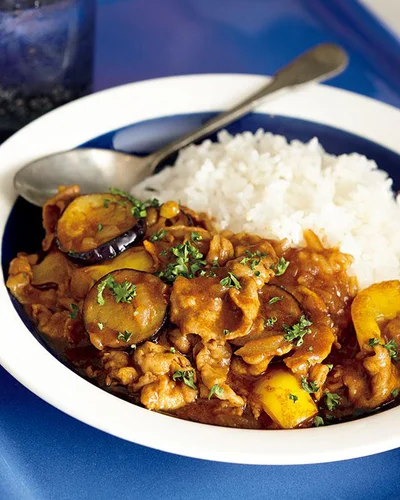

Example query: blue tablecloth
[2,1,400,499]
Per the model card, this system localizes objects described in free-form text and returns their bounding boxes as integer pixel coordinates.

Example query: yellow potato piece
[253,367,317,429]
[351,280,400,350]
[71,247,154,298]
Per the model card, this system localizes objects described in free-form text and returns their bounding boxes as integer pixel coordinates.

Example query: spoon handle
[148,43,348,171]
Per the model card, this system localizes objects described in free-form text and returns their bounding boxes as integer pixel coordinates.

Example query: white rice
[132,129,400,289]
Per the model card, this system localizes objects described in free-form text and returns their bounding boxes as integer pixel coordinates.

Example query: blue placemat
[2,1,400,499]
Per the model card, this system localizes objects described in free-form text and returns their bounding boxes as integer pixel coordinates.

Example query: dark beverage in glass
[0,0,95,137]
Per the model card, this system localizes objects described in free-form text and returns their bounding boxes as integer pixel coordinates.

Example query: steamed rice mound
[132,129,400,289]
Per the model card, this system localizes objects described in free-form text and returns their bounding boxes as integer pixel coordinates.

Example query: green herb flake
[264,317,278,327]
[172,369,197,390]
[208,384,224,400]
[169,347,176,354]
[223,329,231,335]
[327,364,333,371]
[117,330,133,342]
[145,198,160,208]
[103,199,110,208]
[239,250,268,271]
[314,416,324,427]
[283,315,312,346]
[272,257,290,276]
[97,322,104,331]
[308,346,313,352]
[97,223,104,232]
[289,393,298,403]
[324,392,341,411]
[97,275,136,305]
[220,272,242,290]
[301,377,319,394]
[368,338,398,359]
[191,231,202,242]
[69,303,79,320]
[149,229,167,242]
[383,339,398,359]
[156,241,206,284]
[268,296,283,305]
[392,388,399,398]
[109,187,158,219]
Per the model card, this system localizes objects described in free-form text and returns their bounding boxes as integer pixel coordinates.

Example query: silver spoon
[14,43,348,206]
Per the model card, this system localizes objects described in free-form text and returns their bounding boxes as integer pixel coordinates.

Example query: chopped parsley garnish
[172,369,197,390]
[268,296,283,305]
[220,272,242,290]
[156,241,206,283]
[283,315,312,346]
[327,364,333,371]
[149,229,167,242]
[109,187,159,218]
[264,317,278,327]
[223,329,231,335]
[145,198,160,208]
[169,347,176,354]
[324,392,341,411]
[97,322,104,330]
[289,394,298,403]
[272,257,290,276]
[392,388,399,398]
[314,416,324,427]
[69,303,79,320]
[239,250,269,271]
[191,231,202,242]
[301,377,319,394]
[97,275,137,305]
[308,346,313,352]
[103,199,110,208]
[368,338,398,359]
[383,340,398,359]
[211,259,220,267]
[117,330,133,342]
[97,223,103,231]
[208,384,224,400]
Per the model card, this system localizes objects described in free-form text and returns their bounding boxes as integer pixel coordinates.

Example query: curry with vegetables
[7,185,400,429]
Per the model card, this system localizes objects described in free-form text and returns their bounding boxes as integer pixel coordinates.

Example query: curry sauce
[7,186,400,429]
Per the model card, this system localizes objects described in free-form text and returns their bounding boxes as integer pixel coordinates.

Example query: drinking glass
[0,0,95,137]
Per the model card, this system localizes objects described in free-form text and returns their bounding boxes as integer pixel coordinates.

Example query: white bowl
[1,74,400,465]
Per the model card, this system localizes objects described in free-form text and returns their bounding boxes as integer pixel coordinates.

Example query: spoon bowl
[13,43,349,206]
[14,148,152,206]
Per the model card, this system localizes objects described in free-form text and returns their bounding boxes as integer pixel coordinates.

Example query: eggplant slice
[56,194,146,264]
[231,284,303,346]
[84,269,169,350]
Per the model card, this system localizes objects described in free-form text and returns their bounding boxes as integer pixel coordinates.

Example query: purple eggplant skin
[180,209,194,227]
[62,218,146,265]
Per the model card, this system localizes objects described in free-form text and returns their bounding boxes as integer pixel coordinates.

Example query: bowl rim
[1,73,400,465]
